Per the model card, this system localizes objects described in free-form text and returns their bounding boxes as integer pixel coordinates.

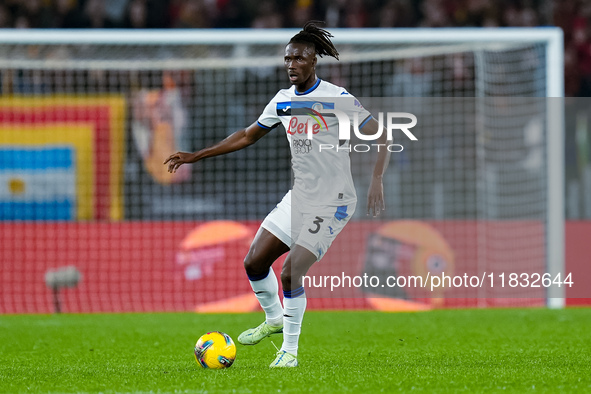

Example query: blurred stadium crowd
[0,0,588,96]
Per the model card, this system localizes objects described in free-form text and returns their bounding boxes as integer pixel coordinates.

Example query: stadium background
[0,0,590,314]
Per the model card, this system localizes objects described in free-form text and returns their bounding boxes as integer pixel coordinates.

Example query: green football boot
[237,321,283,345]
[269,350,298,368]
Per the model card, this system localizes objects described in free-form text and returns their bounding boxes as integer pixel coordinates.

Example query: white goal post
[0,27,565,311]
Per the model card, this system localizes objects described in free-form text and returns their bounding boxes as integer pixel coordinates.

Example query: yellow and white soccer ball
[194,331,236,369]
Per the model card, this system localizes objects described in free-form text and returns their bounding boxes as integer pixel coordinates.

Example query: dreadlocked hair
[289,21,339,60]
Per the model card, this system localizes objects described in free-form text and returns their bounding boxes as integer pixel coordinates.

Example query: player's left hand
[367,176,385,217]
[163,151,195,173]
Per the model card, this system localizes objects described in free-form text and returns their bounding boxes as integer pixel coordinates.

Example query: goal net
[0,28,564,313]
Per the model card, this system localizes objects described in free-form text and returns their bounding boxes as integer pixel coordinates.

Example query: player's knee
[243,250,268,278]
[243,253,258,277]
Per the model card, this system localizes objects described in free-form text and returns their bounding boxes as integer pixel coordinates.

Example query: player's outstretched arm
[361,117,390,216]
[163,122,271,173]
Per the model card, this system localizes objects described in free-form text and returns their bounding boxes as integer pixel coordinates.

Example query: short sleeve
[339,94,372,129]
[257,94,282,130]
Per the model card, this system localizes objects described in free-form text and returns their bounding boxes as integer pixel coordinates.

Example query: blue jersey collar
[295,78,321,95]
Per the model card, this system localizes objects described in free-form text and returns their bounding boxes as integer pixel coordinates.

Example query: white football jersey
[257,79,372,207]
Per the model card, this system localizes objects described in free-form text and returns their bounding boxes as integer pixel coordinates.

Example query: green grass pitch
[1,308,590,393]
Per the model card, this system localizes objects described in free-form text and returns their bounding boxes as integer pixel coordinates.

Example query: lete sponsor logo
[287,106,328,135]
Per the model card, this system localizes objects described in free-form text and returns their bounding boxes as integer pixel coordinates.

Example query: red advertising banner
[0,221,588,314]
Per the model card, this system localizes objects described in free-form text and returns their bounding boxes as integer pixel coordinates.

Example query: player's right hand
[164,152,195,173]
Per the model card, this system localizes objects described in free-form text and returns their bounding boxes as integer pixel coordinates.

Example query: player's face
[284,43,317,88]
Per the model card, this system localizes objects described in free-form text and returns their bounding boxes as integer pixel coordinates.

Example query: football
[194,331,236,369]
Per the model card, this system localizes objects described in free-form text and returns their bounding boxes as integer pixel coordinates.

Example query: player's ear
[313,56,317,68]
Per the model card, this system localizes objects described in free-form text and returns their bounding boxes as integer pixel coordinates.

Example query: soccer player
[164,21,390,367]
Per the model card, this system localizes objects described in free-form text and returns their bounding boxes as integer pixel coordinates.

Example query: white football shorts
[261,190,356,261]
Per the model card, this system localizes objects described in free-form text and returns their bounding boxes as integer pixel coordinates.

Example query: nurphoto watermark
[288,98,418,153]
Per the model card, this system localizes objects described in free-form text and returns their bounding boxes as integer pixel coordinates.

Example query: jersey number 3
[308,216,324,234]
